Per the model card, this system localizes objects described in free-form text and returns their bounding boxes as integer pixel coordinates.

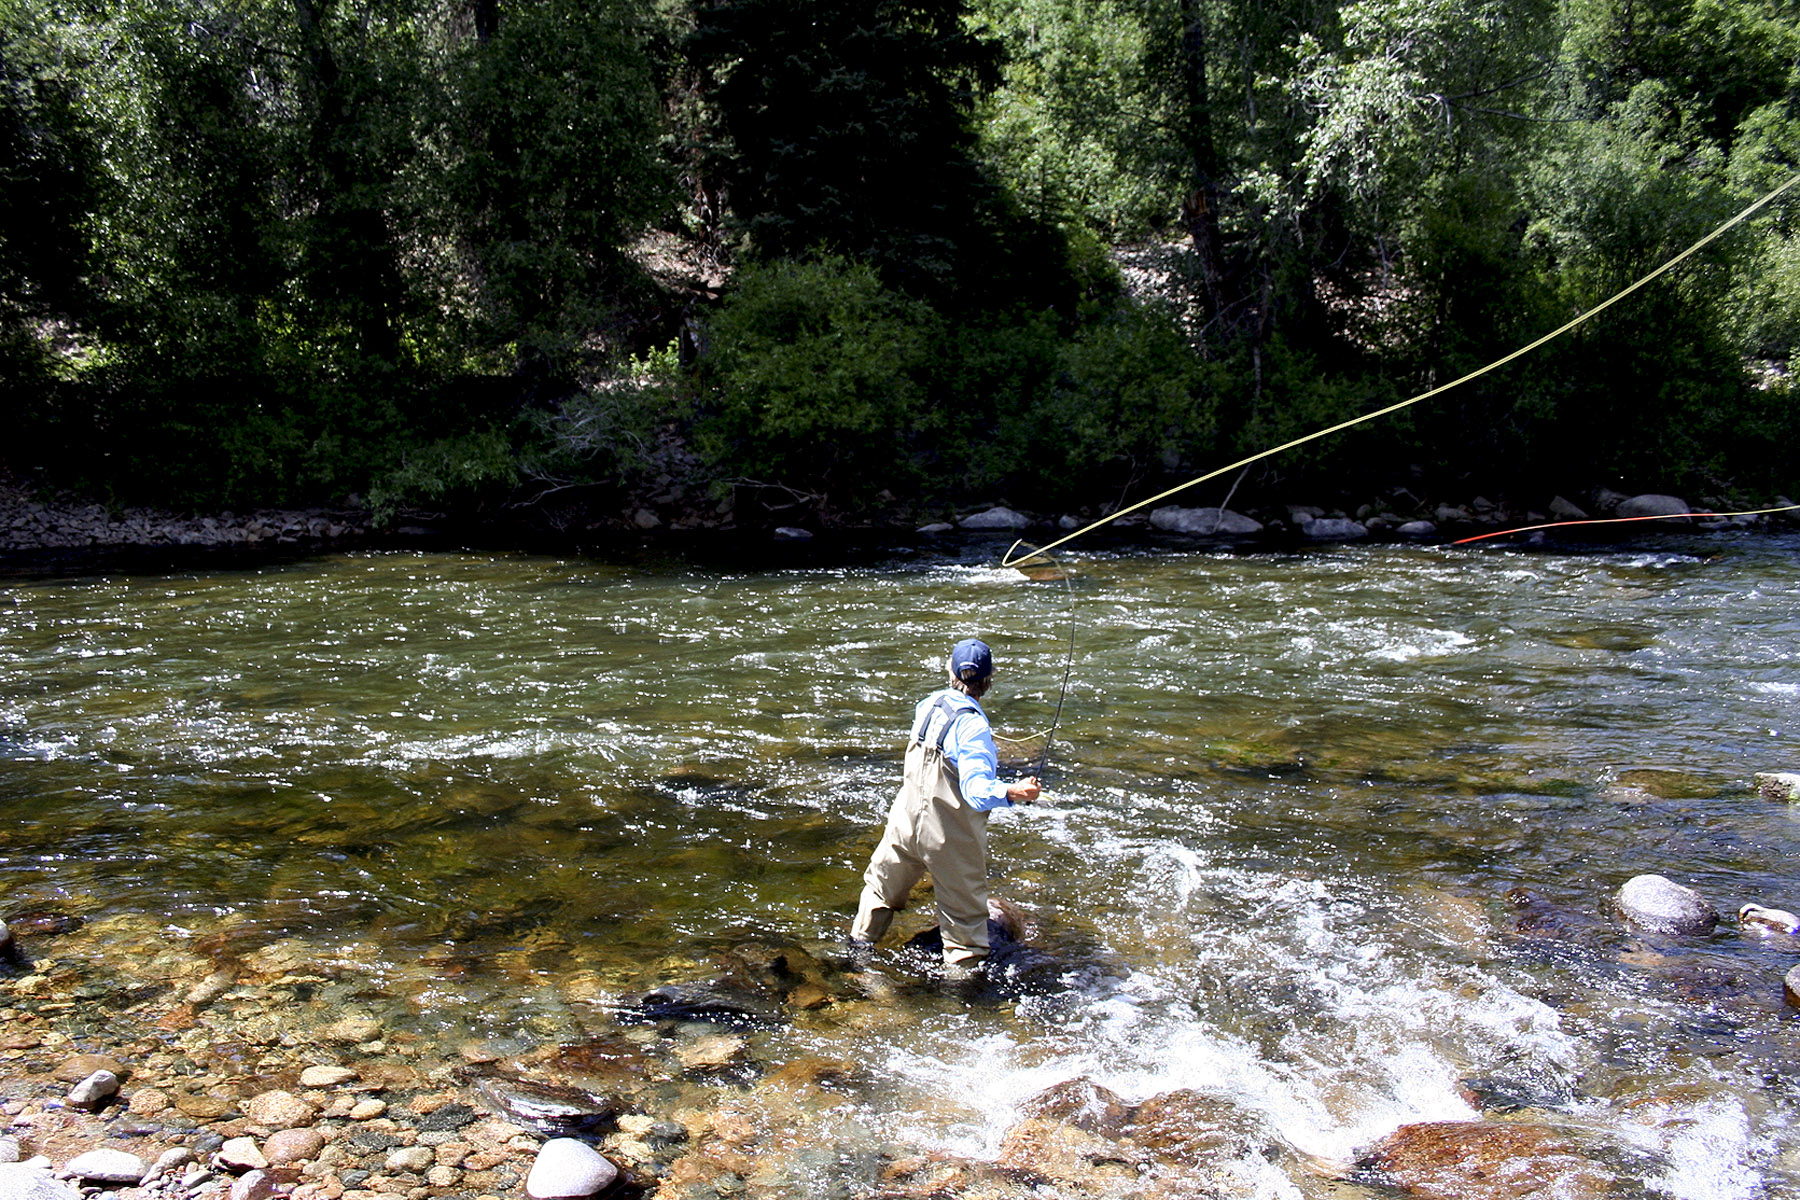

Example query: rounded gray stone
[1617,493,1691,519]
[0,1163,83,1200]
[1615,874,1719,935]
[67,1070,120,1109]
[525,1138,619,1200]
[958,506,1030,531]
[61,1150,146,1185]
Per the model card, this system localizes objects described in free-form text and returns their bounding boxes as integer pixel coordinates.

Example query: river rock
[524,1138,618,1199]
[261,1129,324,1167]
[995,1117,1142,1189]
[1548,495,1588,521]
[297,1065,358,1088]
[66,1069,119,1110]
[348,1099,387,1120]
[1616,494,1691,520]
[1299,516,1368,540]
[216,1138,269,1172]
[958,506,1030,531]
[1017,1078,1131,1138]
[385,1147,434,1174]
[52,1054,126,1084]
[1755,772,1800,802]
[245,1090,318,1129]
[0,1139,17,1165]
[143,1150,194,1182]
[773,526,812,541]
[228,1169,281,1200]
[473,1078,614,1137]
[915,522,953,534]
[1787,965,1800,1006]
[676,1033,748,1073]
[1397,520,1437,536]
[321,1014,382,1044]
[61,1150,147,1185]
[1740,904,1800,935]
[1613,874,1718,935]
[1149,506,1263,535]
[0,920,10,957]
[1126,1089,1267,1164]
[0,1164,81,1200]
[1361,1120,1612,1200]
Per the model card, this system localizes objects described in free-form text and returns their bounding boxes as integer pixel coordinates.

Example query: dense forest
[2,0,1798,526]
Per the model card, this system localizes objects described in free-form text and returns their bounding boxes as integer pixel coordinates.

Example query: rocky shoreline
[4,474,1796,561]
[8,848,1800,1200]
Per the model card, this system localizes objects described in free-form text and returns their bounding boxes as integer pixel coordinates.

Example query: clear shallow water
[4,537,1800,1197]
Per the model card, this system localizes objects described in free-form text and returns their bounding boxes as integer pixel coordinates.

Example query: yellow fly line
[1004,170,1800,569]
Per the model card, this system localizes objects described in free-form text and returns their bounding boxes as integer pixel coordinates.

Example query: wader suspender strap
[913,695,969,755]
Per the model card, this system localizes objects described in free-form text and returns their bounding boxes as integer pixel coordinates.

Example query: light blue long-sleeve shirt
[912,688,1013,811]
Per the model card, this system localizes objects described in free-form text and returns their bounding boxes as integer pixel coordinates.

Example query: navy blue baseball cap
[948,638,994,683]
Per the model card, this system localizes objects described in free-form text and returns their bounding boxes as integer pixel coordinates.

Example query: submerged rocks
[1755,772,1800,802]
[1017,1078,1131,1138]
[1613,874,1718,936]
[474,1077,615,1137]
[524,1138,618,1199]
[244,1089,318,1130]
[1361,1121,1613,1200]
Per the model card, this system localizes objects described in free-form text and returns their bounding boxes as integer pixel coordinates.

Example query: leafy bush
[695,258,940,508]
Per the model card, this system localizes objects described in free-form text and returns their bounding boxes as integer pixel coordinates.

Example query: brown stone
[1126,1089,1265,1164]
[1363,1120,1615,1200]
[785,982,833,1010]
[176,1093,239,1120]
[997,1117,1144,1185]
[246,1090,320,1130]
[128,1088,172,1117]
[1019,1078,1132,1138]
[758,1056,858,1093]
[1785,964,1800,1007]
[53,1054,128,1084]
[264,1128,327,1166]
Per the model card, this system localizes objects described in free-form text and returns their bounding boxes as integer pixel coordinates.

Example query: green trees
[1,0,1795,520]
[1,0,671,508]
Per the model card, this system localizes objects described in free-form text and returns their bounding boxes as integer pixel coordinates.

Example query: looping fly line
[1004,170,1800,570]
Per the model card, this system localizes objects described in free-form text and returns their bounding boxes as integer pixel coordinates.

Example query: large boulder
[958,507,1030,531]
[1149,506,1263,535]
[1613,874,1718,936]
[1616,494,1691,520]
[1361,1121,1613,1200]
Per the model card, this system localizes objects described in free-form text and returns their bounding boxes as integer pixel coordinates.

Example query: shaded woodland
[3,0,1798,523]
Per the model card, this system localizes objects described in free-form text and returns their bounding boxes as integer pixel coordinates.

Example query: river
[2,534,1798,1198]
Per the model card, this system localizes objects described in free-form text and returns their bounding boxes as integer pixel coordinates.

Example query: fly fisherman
[850,638,1041,977]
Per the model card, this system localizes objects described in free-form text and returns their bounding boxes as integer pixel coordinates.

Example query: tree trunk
[1178,0,1226,323]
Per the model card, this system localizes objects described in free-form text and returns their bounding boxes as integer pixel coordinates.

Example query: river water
[3,535,1799,1197]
